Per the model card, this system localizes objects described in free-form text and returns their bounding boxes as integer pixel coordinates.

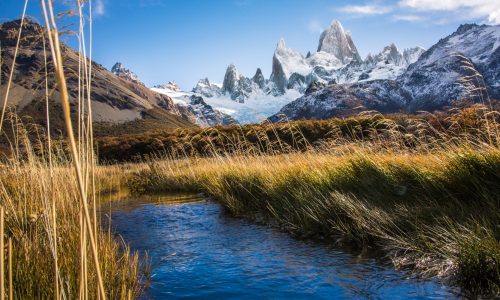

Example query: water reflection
[106,197,458,299]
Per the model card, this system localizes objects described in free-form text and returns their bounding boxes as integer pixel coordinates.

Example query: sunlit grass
[129,140,499,296]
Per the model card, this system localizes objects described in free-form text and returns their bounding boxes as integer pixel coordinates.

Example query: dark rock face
[221,64,255,102]
[187,95,238,126]
[400,54,476,111]
[270,54,288,94]
[358,73,369,81]
[287,73,306,91]
[304,80,326,95]
[252,68,266,89]
[485,46,500,99]
[271,80,407,122]
[222,64,240,94]
[0,19,42,48]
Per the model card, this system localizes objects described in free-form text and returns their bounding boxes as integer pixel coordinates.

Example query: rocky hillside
[270,23,500,121]
[0,19,195,136]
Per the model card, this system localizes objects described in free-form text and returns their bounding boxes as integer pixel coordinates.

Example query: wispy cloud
[399,0,500,24]
[94,0,105,17]
[392,14,423,22]
[337,4,392,16]
[307,19,323,34]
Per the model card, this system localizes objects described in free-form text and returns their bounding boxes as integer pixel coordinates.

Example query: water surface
[105,195,458,299]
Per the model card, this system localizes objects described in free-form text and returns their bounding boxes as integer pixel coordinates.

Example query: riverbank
[2,108,497,298]
[129,147,500,297]
[0,159,145,298]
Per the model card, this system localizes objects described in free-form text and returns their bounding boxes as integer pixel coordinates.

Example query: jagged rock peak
[271,37,309,94]
[369,44,425,67]
[253,68,264,78]
[0,18,44,47]
[455,23,481,35]
[197,78,211,86]
[192,77,222,98]
[365,53,374,64]
[380,43,403,65]
[252,68,266,89]
[154,81,181,91]
[277,38,287,51]
[403,46,426,65]
[111,62,142,84]
[317,20,361,63]
[222,64,242,93]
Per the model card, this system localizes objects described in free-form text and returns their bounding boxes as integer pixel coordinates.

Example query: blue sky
[1,0,499,89]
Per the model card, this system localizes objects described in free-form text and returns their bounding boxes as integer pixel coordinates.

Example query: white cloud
[337,5,392,15]
[307,19,323,34]
[94,0,105,16]
[392,14,423,22]
[399,0,500,24]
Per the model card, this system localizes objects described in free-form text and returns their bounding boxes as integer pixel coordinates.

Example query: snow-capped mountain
[192,78,222,98]
[111,62,144,85]
[268,21,424,94]
[152,83,237,127]
[317,20,361,63]
[270,24,500,121]
[186,20,423,123]
[333,45,426,84]
[401,24,500,110]
[154,79,301,125]
[221,64,258,103]
[154,81,181,92]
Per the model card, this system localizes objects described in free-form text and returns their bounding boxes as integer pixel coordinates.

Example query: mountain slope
[271,24,500,121]
[0,19,195,135]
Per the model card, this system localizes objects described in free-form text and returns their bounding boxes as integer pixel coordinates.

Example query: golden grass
[128,145,499,296]
[0,156,143,298]
[0,1,145,298]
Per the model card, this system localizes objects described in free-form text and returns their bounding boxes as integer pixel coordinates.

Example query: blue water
[106,197,459,299]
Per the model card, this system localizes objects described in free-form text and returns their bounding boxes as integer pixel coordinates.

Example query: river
[104,195,458,299]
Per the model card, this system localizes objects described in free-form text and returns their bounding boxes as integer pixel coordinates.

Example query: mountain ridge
[270,23,500,121]
[0,18,196,135]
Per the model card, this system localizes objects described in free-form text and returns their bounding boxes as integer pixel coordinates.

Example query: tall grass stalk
[0,1,144,298]
[40,0,106,298]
